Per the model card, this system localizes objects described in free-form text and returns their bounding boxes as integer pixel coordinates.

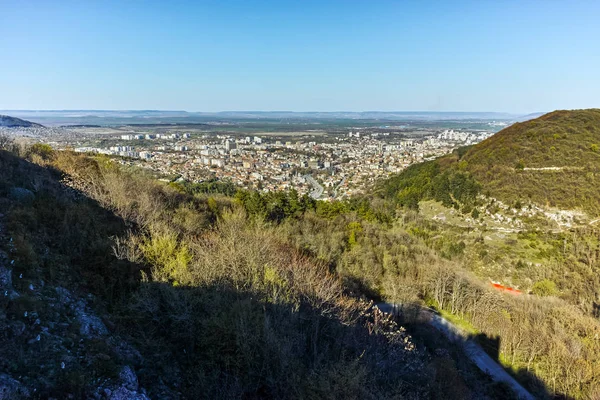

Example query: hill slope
[0,148,443,399]
[3,142,600,398]
[0,115,43,128]
[462,109,600,214]
[382,109,600,215]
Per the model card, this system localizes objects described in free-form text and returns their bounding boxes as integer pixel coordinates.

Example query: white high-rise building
[225,140,237,151]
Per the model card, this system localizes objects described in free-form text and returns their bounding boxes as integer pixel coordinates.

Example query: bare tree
[0,133,14,151]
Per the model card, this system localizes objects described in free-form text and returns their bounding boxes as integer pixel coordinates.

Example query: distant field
[243,131,328,137]
[65,127,128,135]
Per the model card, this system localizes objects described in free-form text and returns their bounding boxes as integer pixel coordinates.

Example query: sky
[1,0,599,113]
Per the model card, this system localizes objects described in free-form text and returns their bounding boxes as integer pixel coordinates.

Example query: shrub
[139,232,192,284]
[515,160,525,170]
[531,279,558,296]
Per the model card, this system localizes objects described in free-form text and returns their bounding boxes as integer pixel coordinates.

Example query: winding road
[376,303,535,400]
[303,174,324,199]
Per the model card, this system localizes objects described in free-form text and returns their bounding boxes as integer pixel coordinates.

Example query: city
[2,120,495,199]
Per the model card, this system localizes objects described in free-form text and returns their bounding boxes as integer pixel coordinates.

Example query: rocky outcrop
[0,373,31,399]
[0,215,153,398]
[91,366,150,400]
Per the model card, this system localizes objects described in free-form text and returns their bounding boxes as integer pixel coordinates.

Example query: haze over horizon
[2,0,599,113]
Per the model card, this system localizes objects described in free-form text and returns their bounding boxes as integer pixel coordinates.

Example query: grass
[438,309,479,335]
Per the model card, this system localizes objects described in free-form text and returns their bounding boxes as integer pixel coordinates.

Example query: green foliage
[139,232,191,283]
[235,188,316,222]
[234,188,389,224]
[174,178,238,197]
[430,170,481,208]
[379,159,481,211]
[531,279,558,297]
[461,109,600,214]
[27,143,54,160]
[381,160,439,210]
[346,221,363,248]
[455,145,474,159]
[515,160,525,170]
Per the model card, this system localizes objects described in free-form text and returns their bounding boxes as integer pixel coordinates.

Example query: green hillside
[462,109,600,213]
[382,109,600,215]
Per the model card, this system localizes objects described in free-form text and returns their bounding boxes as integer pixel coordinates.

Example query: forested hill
[463,109,600,169]
[0,115,43,128]
[381,109,600,215]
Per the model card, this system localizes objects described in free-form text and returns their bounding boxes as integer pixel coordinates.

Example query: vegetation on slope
[379,155,481,212]
[380,109,600,215]
[0,141,498,399]
[4,118,600,399]
[285,211,600,398]
[462,109,600,214]
[366,109,600,398]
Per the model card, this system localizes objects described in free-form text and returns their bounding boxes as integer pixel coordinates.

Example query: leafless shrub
[0,133,14,151]
[112,232,143,263]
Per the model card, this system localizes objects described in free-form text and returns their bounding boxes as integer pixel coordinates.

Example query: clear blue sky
[1,0,599,113]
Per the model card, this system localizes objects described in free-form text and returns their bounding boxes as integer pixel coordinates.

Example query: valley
[1,109,600,399]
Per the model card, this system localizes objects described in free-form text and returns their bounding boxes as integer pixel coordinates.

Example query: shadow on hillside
[0,150,147,304]
[341,275,383,301]
[387,302,574,400]
[473,332,500,361]
[471,333,572,400]
[0,150,426,398]
[125,281,435,399]
[0,149,574,399]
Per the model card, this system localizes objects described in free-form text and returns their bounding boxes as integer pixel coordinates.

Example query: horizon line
[1,109,541,114]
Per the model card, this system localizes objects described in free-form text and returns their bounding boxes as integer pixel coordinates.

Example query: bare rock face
[108,338,144,366]
[8,187,35,203]
[92,366,150,400]
[55,287,109,337]
[105,386,150,400]
[119,366,139,391]
[0,373,31,399]
[72,299,109,337]
[0,262,19,303]
[0,265,11,289]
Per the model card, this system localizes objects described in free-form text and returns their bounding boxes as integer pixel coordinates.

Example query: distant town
[2,118,498,199]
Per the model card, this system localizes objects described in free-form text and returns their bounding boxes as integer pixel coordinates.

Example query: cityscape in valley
[2,111,508,199]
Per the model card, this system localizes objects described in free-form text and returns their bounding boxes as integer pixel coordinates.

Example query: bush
[531,279,558,296]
